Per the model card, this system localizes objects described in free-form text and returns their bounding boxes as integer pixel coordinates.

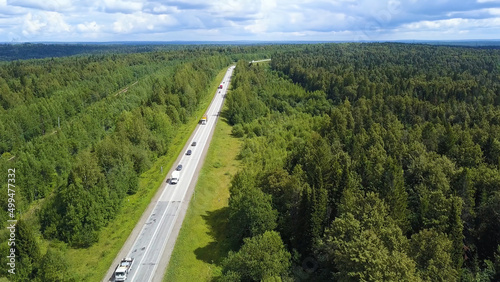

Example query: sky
[0,0,499,42]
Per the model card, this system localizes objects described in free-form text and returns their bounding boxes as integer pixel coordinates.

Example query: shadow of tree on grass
[194,206,238,266]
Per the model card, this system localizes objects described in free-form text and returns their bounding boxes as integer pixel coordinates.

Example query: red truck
[218,84,223,89]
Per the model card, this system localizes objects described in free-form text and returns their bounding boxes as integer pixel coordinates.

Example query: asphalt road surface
[105,65,235,282]
[250,58,271,63]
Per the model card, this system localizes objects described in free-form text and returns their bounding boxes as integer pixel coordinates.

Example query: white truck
[170,170,180,184]
[114,257,134,281]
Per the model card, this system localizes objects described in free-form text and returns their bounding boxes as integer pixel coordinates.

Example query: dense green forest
[0,48,234,280]
[2,42,500,281]
[0,43,155,61]
[0,43,277,61]
[221,44,500,281]
[0,44,278,281]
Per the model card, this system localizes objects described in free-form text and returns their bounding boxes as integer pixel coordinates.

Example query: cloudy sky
[0,0,499,42]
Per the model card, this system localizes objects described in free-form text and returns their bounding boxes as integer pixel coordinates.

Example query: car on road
[186,150,192,155]
[176,164,183,171]
[191,141,197,146]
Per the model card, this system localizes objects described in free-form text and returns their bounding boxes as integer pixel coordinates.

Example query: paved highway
[105,65,235,282]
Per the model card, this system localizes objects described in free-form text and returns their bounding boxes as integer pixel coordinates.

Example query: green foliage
[409,229,458,281]
[3,43,500,281]
[226,61,268,125]
[381,157,410,233]
[318,189,419,281]
[476,192,500,260]
[13,219,41,280]
[13,51,233,249]
[228,172,278,242]
[495,245,500,281]
[221,231,291,281]
[0,44,301,281]
[462,259,496,282]
[223,43,500,280]
[38,248,70,282]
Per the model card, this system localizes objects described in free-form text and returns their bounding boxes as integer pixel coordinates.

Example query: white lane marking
[131,108,209,280]
[146,68,233,281]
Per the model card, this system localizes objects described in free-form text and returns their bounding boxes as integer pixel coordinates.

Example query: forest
[0,44,277,281]
[0,43,275,61]
[1,42,499,281]
[221,43,500,281]
[0,43,150,61]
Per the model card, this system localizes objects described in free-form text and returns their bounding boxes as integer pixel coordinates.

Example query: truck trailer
[201,114,207,125]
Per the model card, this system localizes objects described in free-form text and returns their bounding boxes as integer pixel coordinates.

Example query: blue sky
[0,0,499,42]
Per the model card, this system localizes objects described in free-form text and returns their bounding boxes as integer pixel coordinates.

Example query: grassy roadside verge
[62,67,230,281]
[163,102,242,281]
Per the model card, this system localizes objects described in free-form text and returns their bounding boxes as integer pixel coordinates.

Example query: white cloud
[112,12,177,34]
[147,3,179,14]
[22,12,44,36]
[101,0,144,13]
[402,17,500,32]
[238,1,353,36]
[209,0,259,21]
[22,11,71,37]
[0,0,499,42]
[7,0,73,11]
[404,18,465,29]
[77,21,101,33]
[488,8,500,15]
[113,19,135,33]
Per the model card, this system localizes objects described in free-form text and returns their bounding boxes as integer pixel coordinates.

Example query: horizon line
[2,39,500,44]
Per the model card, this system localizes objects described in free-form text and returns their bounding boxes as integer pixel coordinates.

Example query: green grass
[164,101,242,281]
[60,67,231,281]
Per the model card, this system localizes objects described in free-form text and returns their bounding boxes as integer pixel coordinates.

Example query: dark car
[186,150,192,155]
[176,164,183,171]
[191,141,197,146]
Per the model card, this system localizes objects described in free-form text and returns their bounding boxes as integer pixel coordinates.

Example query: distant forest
[1,43,500,281]
[0,43,160,61]
[0,43,274,61]
[2,41,498,62]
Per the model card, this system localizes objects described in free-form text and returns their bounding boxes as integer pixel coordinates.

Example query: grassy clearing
[164,104,242,281]
[60,67,230,281]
